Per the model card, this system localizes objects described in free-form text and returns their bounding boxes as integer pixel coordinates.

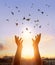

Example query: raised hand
[15,35,23,48]
[32,33,41,48]
[13,35,23,65]
[32,34,42,65]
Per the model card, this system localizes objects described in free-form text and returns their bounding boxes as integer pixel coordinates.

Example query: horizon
[0,55,55,59]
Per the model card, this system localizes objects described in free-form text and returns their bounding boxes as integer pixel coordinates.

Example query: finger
[19,38,22,41]
[35,34,39,40]
[15,35,19,40]
[15,35,17,41]
[15,35,18,45]
[15,35,16,38]
[36,34,38,37]
[17,36,19,39]
[32,38,34,42]
[39,33,41,37]
[37,34,38,36]
[15,35,17,39]
[35,36,36,38]
[21,40,23,43]
[35,36,38,40]
[16,36,19,42]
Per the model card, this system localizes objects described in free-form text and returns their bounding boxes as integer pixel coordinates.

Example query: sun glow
[21,31,34,59]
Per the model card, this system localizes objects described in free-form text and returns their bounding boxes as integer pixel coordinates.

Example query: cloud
[0,43,8,50]
[40,34,55,43]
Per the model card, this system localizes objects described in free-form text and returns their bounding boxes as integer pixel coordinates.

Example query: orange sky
[0,33,55,58]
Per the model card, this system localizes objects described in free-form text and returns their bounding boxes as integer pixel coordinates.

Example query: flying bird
[39,25,41,28]
[8,6,10,8]
[26,18,30,21]
[41,11,44,14]
[23,17,25,20]
[16,6,18,9]
[37,19,39,22]
[34,19,39,23]
[22,31,23,33]
[6,19,9,21]
[46,15,48,16]
[47,23,49,25]
[11,11,14,15]
[18,10,20,12]
[16,23,18,26]
[38,9,40,11]
[29,32,31,34]
[29,14,31,16]
[45,4,50,8]
[36,23,38,26]
[34,26,35,28]
[22,23,23,24]
[26,28,28,30]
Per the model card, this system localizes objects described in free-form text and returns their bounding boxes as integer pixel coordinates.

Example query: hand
[32,33,41,48]
[15,35,23,47]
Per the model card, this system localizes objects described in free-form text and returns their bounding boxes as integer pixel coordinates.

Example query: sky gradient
[0,0,55,58]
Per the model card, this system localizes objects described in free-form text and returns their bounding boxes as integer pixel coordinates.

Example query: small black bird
[16,23,18,26]
[41,11,44,14]
[26,28,28,30]
[26,18,30,21]
[23,17,25,20]
[11,11,14,15]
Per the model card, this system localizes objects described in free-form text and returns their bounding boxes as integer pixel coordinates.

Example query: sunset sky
[0,0,55,58]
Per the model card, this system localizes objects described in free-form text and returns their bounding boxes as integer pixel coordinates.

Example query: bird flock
[4,2,51,34]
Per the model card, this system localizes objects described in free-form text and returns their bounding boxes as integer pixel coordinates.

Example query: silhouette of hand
[15,35,23,48]
[32,33,41,48]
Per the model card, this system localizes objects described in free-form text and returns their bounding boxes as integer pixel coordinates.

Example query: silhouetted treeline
[42,58,55,65]
[0,56,55,65]
[0,56,13,65]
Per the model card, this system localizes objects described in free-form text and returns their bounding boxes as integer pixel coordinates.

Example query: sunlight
[21,31,34,59]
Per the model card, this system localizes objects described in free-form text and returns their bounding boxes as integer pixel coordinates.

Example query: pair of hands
[15,33,41,48]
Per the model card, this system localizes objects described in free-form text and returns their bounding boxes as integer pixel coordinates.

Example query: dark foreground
[0,56,55,65]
